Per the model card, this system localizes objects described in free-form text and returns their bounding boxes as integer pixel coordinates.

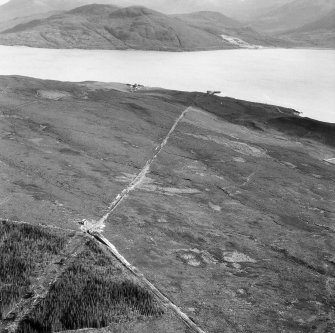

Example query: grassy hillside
[251,0,335,33]
[0,0,87,21]
[0,11,62,33]
[173,10,241,30]
[0,4,281,50]
[246,0,335,48]
[174,11,282,47]
[0,75,334,332]
[296,8,335,32]
[0,0,334,49]
[278,9,335,48]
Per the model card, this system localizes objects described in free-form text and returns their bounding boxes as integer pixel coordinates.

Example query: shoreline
[0,46,334,124]
[0,73,334,125]
[0,42,334,52]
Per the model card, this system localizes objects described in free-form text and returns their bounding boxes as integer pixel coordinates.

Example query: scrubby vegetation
[17,241,163,333]
[0,220,67,320]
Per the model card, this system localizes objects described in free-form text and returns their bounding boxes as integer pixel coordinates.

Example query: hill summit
[0,4,277,50]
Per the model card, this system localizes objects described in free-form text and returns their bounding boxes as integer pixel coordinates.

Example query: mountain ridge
[0,4,278,51]
[251,0,335,33]
[0,0,334,49]
[174,11,281,47]
[0,0,86,20]
[278,9,335,48]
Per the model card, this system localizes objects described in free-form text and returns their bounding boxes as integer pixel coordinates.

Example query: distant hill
[0,0,98,33]
[279,9,335,48]
[0,4,279,51]
[0,0,122,31]
[2,1,332,50]
[174,11,241,30]
[0,0,88,21]
[0,11,61,33]
[251,0,335,33]
[294,8,335,32]
[213,0,293,20]
[174,11,282,47]
[79,0,293,20]
[0,0,295,22]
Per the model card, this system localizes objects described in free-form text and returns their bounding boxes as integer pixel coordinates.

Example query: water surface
[0,46,334,122]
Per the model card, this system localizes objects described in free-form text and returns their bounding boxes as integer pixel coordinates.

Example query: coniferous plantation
[0,221,68,321]
[0,221,169,333]
[17,240,163,333]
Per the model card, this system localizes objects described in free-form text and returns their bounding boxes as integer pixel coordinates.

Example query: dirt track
[1,76,334,333]
[84,106,193,233]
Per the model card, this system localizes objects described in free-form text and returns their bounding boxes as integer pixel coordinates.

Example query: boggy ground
[0,75,334,332]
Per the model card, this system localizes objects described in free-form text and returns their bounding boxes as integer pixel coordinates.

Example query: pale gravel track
[90,231,207,333]
[2,106,208,333]
[87,106,193,233]
[87,106,207,333]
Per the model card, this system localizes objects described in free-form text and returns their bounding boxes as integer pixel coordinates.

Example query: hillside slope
[0,75,334,332]
[0,4,280,50]
[251,0,335,33]
[279,9,335,48]
[0,0,88,21]
[0,10,62,33]
[174,11,282,47]
[0,0,293,21]
[0,0,102,33]
[298,8,335,32]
